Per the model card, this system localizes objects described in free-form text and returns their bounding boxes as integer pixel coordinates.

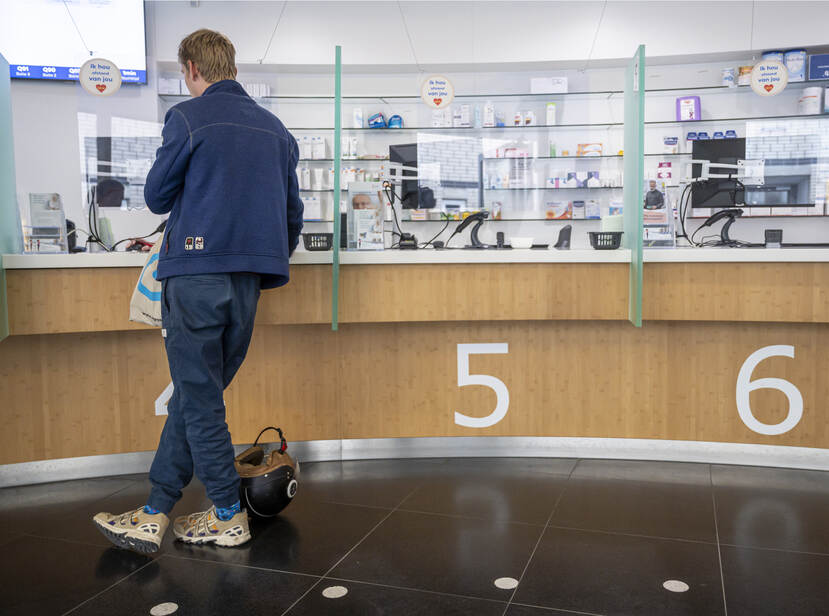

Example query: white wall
[8,0,829,249]
[152,1,829,67]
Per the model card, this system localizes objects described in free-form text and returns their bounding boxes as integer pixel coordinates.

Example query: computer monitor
[389,143,419,209]
[691,138,746,209]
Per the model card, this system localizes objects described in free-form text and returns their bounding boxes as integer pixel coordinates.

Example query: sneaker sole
[93,519,161,554]
[174,530,251,547]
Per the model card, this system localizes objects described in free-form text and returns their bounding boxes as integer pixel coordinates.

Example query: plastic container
[762,50,784,63]
[785,49,807,82]
[588,231,623,250]
[799,87,823,115]
[510,237,534,249]
[737,66,753,86]
[721,68,736,87]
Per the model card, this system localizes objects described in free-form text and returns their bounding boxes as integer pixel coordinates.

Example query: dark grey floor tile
[300,458,448,483]
[721,545,829,616]
[572,459,711,485]
[435,458,578,478]
[0,535,151,614]
[552,476,716,542]
[69,554,318,616]
[287,579,506,615]
[12,477,211,549]
[506,605,596,615]
[514,527,724,616]
[0,476,136,514]
[329,509,542,600]
[399,474,566,525]
[712,465,829,554]
[166,497,389,576]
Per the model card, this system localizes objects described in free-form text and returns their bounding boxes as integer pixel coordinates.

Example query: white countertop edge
[1,249,631,269]
[5,247,829,269]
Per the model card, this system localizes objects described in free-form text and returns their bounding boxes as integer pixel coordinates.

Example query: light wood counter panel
[337,263,628,323]
[2,319,827,464]
[6,263,628,335]
[643,262,829,323]
[6,266,333,335]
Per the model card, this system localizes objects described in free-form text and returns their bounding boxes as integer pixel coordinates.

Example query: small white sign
[421,75,454,109]
[750,60,788,97]
[79,58,122,97]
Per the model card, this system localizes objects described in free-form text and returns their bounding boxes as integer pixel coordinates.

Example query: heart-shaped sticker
[96,84,107,93]
[764,84,774,92]
[433,98,442,106]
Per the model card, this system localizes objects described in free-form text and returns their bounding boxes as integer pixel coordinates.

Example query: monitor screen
[0,0,147,84]
[389,143,419,209]
[691,138,746,209]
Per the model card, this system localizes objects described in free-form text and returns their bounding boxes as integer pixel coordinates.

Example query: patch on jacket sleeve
[185,237,194,250]
[195,237,204,250]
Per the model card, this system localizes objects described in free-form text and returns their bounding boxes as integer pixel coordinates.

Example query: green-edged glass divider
[623,45,645,327]
[0,53,22,342]
[331,46,342,331]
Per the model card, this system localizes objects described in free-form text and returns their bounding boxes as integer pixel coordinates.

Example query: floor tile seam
[63,481,146,514]
[300,497,396,512]
[543,524,719,546]
[709,464,729,616]
[509,600,607,616]
[163,552,325,579]
[500,458,582,615]
[20,531,121,550]
[320,574,511,606]
[719,542,829,558]
[279,483,422,616]
[59,554,160,616]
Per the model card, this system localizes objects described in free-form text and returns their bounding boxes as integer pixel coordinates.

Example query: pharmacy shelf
[483,153,692,161]
[299,158,388,162]
[484,186,623,191]
[157,79,829,103]
[283,113,828,132]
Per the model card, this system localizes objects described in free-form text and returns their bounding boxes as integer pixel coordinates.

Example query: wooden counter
[1,250,828,465]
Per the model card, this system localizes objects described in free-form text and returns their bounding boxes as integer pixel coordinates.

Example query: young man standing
[93,29,303,553]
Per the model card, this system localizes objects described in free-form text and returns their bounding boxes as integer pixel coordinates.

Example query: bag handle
[253,426,287,453]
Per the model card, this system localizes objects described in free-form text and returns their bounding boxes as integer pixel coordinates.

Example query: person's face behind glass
[352,194,374,210]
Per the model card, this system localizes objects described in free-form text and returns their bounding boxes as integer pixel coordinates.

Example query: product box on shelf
[303,196,322,221]
[808,54,829,80]
[785,49,807,82]
[585,199,601,219]
[545,201,571,219]
[676,96,701,121]
[571,200,585,219]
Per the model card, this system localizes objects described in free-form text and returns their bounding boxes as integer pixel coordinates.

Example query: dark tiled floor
[0,458,826,616]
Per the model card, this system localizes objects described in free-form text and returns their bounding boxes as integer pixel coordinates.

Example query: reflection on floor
[1,457,827,615]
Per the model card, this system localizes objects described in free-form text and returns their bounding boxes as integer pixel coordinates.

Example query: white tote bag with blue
[129,237,163,327]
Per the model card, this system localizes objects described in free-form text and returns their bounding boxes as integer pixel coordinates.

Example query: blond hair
[178,29,237,83]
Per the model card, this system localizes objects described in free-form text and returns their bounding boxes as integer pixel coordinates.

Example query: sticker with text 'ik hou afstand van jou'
[79,58,122,96]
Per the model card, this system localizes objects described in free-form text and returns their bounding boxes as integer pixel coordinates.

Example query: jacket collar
[202,80,249,98]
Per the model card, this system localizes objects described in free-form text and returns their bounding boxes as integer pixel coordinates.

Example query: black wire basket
[588,231,623,250]
[302,233,333,251]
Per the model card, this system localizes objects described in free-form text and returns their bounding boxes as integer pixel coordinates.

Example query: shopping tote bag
[129,238,163,327]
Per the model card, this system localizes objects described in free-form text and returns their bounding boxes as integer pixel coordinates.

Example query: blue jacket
[145,80,303,289]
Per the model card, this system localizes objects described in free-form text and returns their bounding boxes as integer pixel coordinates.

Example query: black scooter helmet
[235,427,298,519]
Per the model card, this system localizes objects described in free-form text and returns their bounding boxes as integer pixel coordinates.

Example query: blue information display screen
[9,64,145,83]
[1,0,146,84]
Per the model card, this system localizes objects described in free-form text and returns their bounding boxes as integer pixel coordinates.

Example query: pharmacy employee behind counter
[92,28,304,553]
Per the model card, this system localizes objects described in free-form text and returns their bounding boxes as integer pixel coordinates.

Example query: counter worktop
[4,247,829,269]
